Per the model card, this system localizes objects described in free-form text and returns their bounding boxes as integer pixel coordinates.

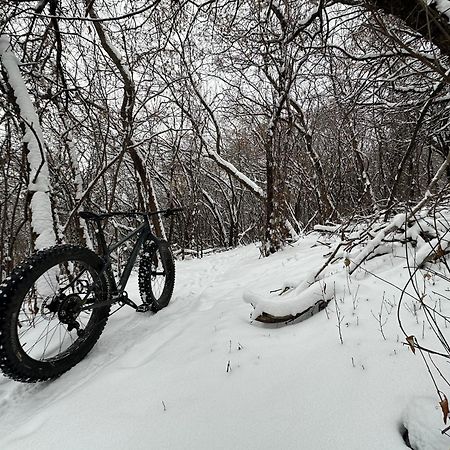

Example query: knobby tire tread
[138,240,175,312]
[0,245,111,383]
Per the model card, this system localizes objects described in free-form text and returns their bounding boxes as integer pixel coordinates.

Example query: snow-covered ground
[0,233,449,449]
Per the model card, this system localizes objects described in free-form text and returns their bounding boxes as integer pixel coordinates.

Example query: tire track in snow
[0,249,250,427]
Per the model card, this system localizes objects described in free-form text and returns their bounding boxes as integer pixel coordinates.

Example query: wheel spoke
[15,254,106,361]
[25,321,59,354]
[41,321,61,360]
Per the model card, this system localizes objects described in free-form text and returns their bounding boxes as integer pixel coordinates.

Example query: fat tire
[0,245,111,382]
[138,239,175,312]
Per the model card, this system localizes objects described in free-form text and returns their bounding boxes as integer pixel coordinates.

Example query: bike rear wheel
[138,239,175,312]
[0,245,111,382]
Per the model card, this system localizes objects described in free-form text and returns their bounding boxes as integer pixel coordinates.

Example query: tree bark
[363,0,450,57]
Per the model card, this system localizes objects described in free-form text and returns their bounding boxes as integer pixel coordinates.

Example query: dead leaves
[440,396,449,425]
[406,336,416,354]
[432,245,446,262]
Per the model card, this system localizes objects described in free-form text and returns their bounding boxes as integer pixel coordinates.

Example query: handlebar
[161,207,184,217]
[79,207,183,222]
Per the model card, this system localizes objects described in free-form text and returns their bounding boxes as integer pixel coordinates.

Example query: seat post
[93,219,108,256]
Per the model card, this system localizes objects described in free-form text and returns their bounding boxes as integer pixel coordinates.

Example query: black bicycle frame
[100,219,162,295]
[78,207,182,311]
[79,216,160,311]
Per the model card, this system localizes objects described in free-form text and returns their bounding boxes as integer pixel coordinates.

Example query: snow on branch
[207,150,266,200]
[0,35,56,250]
[350,148,450,273]
[245,147,450,322]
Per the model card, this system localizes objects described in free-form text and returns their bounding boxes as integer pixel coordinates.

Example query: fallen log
[254,299,329,324]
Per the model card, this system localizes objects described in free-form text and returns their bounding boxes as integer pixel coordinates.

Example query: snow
[0,36,49,190]
[434,0,450,18]
[403,397,450,450]
[30,192,56,249]
[314,224,340,232]
[349,213,406,274]
[1,235,450,449]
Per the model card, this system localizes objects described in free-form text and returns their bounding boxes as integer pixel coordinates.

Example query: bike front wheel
[0,245,111,382]
[138,239,175,312]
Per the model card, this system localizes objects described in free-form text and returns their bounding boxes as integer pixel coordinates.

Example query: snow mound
[243,276,334,319]
[402,397,449,450]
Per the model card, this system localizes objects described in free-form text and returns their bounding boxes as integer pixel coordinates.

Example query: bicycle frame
[78,207,182,311]
[0,207,180,382]
[102,224,152,293]
[80,215,160,311]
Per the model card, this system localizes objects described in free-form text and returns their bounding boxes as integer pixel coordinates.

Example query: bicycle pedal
[136,303,151,313]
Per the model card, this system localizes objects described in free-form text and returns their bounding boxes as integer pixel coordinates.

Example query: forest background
[2,0,450,278]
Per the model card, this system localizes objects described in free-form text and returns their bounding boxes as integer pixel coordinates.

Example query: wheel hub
[58,294,83,325]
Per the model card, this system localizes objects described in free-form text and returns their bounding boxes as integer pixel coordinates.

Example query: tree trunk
[0,35,57,251]
[366,0,450,57]
[87,4,166,238]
